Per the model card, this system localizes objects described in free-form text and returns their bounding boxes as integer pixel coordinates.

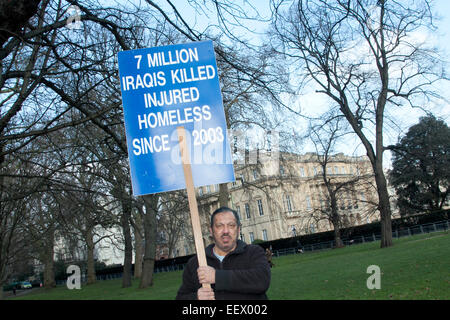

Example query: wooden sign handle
[177,126,211,289]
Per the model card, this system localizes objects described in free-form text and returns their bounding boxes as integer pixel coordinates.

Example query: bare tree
[137,194,159,289]
[269,0,446,247]
[309,113,375,247]
[0,176,32,298]
[0,128,73,295]
[108,165,134,288]
[57,171,116,285]
[157,192,190,258]
[0,0,288,292]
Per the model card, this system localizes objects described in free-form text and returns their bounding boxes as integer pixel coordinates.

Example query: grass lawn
[8,231,450,300]
[267,231,449,300]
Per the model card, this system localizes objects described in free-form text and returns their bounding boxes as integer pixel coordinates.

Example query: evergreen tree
[390,115,450,214]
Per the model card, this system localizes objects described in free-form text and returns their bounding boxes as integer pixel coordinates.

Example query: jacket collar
[206,239,247,259]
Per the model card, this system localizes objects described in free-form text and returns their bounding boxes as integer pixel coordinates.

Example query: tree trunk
[219,183,229,207]
[134,213,143,279]
[333,227,344,248]
[329,193,344,248]
[86,227,96,285]
[374,167,393,248]
[0,171,6,300]
[375,14,393,248]
[121,198,133,288]
[0,267,5,300]
[139,194,158,289]
[331,212,344,248]
[43,228,56,289]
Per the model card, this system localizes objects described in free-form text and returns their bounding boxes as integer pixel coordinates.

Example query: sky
[434,0,450,57]
[262,0,450,168]
[137,0,450,168]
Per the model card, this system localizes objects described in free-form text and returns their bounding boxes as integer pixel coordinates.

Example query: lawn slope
[10,231,449,300]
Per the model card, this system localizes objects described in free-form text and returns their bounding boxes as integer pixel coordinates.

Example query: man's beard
[213,233,237,252]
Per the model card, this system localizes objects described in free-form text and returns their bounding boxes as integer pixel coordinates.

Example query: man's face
[210,211,240,256]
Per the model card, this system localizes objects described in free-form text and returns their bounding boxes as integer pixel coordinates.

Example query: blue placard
[118,40,235,196]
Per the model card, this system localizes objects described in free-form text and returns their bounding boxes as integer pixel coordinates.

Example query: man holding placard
[176,207,271,300]
[118,41,265,300]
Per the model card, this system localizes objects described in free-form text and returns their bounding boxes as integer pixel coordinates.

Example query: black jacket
[175,240,271,300]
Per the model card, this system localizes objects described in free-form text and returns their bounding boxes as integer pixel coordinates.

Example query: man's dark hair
[210,207,241,227]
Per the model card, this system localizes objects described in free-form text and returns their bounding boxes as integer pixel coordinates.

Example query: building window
[236,205,241,220]
[249,232,254,243]
[313,167,318,175]
[184,246,189,255]
[245,203,251,219]
[159,231,166,242]
[285,194,293,212]
[334,166,339,174]
[310,223,315,233]
[262,229,268,241]
[347,195,353,209]
[206,185,211,193]
[253,169,258,180]
[360,192,366,206]
[300,167,305,177]
[340,199,346,210]
[198,187,203,196]
[280,165,285,176]
[306,196,312,210]
[240,233,245,242]
[341,167,346,174]
[257,199,264,216]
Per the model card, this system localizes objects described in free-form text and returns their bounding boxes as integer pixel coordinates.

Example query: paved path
[3,287,41,299]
